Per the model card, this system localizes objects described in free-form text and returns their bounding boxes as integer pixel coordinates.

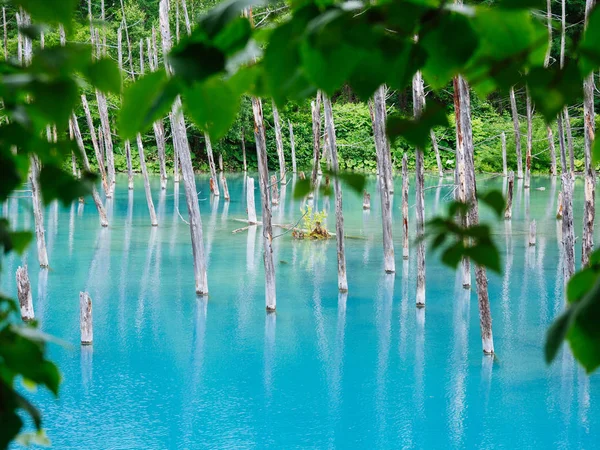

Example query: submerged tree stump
[299,171,306,180]
[363,191,371,210]
[504,171,514,220]
[16,265,34,321]
[80,292,93,345]
[556,192,563,219]
[529,220,536,246]
[271,175,279,206]
[247,177,257,224]
[221,174,230,201]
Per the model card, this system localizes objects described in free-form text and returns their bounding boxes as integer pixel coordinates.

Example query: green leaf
[200,0,266,38]
[497,0,544,8]
[29,78,78,127]
[293,178,312,199]
[545,308,574,363]
[579,6,600,75]
[567,268,599,304]
[387,101,449,148]
[119,70,178,139]
[8,232,33,255]
[479,190,505,218]
[82,58,121,95]
[593,136,600,166]
[441,241,464,269]
[213,17,252,55]
[567,277,600,373]
[466,242,501,273]
[325,169,366,195]
[13,0,77,29]
[183,77,240,141]
[169,41,226,85]
[39,166,96,206]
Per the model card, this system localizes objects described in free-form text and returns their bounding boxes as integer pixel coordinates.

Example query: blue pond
[2,173,599,449]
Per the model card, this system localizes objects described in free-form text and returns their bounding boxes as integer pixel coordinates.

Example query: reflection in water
[171,182,180,253]
[37,267,49,323]
[136,227,158,338]
[246,225,257,273]
[501,220,514,343]
[80,345,93,395]
[77,199,84,217]
[48,201,59,256]
[157,188,166,223]
[547,177,557,220]
[206,195,219,264]
[433,177,444,214]
[118,190,134,346]
[68,202,76,255]
[414,306,425,418]
[264,312,276,402]
[399,259,409,359]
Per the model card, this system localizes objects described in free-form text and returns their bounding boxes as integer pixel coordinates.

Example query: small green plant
[293,205,329,239]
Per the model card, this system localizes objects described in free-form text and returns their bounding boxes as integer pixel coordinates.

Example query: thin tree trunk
[402,153,409,259]
[70,113,109,227]
[564,108,574,173]
[29,156,49,268]
[221,173,230,201]
[501,131,507,176]
[324,94,348,292]
[159,0,208,295]
[251,96,277,310]
[205,132,220,196]
[373,86,395,273]
[561,173,575,284]
[16,265,34,321]
[525,90,533,189]
[310,92,322,192]
[544,0,557,177]
[80,292,93,345]
[247,176,257,224]
[181,0,192,35]
[289,121,296,173]
[430,130,444,177]
[556,191,563,219]
[119,0,135,81]
[272,100,286,181]
[363,191,371,210]
[219,152,223,172]
[270,174,279,206]
[136,134,158,226]
[505,171,514,220]
[547,126,557,176]
[96,90,115,195]
[3,8,7,61]
[557,112,568,173]
[458,74,494,354]
[241,126,247,172]
[118,27,134,190]
[413,73,426,306]
[509,87,523,179]
[582,0,596,266]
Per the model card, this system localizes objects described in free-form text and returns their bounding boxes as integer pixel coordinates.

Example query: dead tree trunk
[29,157,49,268]
[413,73,426,306]
[181,0,192,35]
[501,131,507,177]
[324,94,348,292]
[136,134,158,226]
[70,114,109,227]
[310,92,322,192]
[95,91,115,195]
[557,112,568,173]
[504,171,514,220]
[525,89,532,189]
[272,100,286,181]
[373,86,395,273]
[561,173,575,284]
[430,130,443,177]
[117,28,134,190]
[556,191,563,219]
[241,126,247,172]
[81,95,109,196]
[270,174,279,206]
[509,87,523,179]
[221,173,230,201]
[160,0,208,295]
[458,75,494,354]
[363,191,371,210]
[582,0,596,266]
[402,153,409,259]
[247,176,257,224]
[289,120,296,174]
[80,292,93,345]
[547,126,557,176]
[564,109,574,174]
[16,265,34,321]
[205,132,220,196]
[3,8,6,61]
[119,0,135,81]
[529,220,537,246]
[251,96,277,310]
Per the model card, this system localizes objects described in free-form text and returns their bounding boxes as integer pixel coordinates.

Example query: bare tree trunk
[547,126,557,176]
[241,126,247,172]
[373,86,395,273]
[430,130,444,177]
[310,92,322,192]
[16,265,34,321]
[501,131,507,177]
[221,173,230,201]
[509,87,523,179]
[270,174,279,206]
[363,191,371,209]
[119,0,135,80]
[529,220,537,246]
[458,75,494,354]
[70,113,109,227]
[402,153,409,259]
[525,90,533,189]
[136,134,158,226]
[218,152,223,172]
[95,91,115,195]
[561,173,575,284]
[251,96,277,310]
[181,0,192,35]
[2,8,6,61]
[81,95,109,196]
[564,108,574,173]
[117,27,134,190]
[413,72,426,306]
[80,292,93,345]
[289,121,296,173]
[272,100,286,181]
[160,0,208,295]
[205,132,220,196]
[247,176,257,224]
[324,94,348,292]
[30,157,49,268]
[504,171,514,220]
[556,191,563,219]
[582,0,596,266]
[557,112,568,173]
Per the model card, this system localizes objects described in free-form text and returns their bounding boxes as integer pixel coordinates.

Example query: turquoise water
[2,173,599,449]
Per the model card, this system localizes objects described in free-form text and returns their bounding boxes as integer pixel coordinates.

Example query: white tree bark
[181,0,192,36]
[270,174,279,206]
[81,95,109,196]
[564,108,574,173]
[324,94,348,292]
[246,176,257,224]
[289,120,296,173]
[430,130,443,177]
[363,191,371,210]
[413,73,426,306]
[402,153,409,259]
[136,134,158,226]
[29,156,49,268]
[70,114,109,227]
[556,191,564,219]
[2,8,6,61]
[272,100,286,181]
[525,90,533,189]
[221,173,230,201]
[205,132,220,196]
[501,131,507,177]
[16,265,34,321]
[561,173,575,284]
[557,111,568,173]
[310,92,322,192]
[80,292,93,345]
[529,220,537,246]
[251,96,277,310]
[509,87,523,179]
[504,171,514,220]
[95,90,115,194]
[160,0,208,295]
[241,126,247,172]
[547,126,557,176]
